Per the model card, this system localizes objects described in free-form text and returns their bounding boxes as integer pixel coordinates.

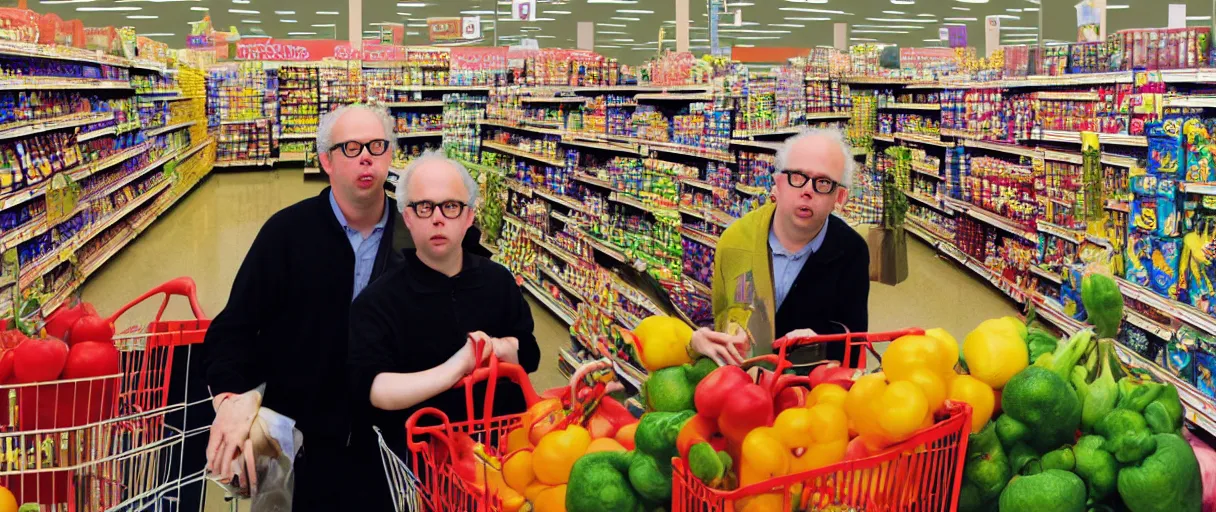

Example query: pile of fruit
[958,270,1207,512]
[0,300,120,386]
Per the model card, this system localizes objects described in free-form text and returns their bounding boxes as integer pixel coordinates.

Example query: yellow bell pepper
[772,404,850,474]
[739,427,790,487]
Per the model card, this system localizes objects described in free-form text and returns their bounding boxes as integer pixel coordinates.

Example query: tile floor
[75,167,1021,510]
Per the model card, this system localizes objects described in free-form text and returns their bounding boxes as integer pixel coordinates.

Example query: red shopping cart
[672,328,973,512]
[0,277,210,511]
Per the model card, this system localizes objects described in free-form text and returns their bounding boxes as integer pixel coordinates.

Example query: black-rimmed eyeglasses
[781,170,843,194]
[406,200,468,219]
[329,139,390,158]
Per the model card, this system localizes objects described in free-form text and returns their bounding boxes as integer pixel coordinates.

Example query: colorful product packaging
[1150,235,1183,300]
[1183,118,1216,182]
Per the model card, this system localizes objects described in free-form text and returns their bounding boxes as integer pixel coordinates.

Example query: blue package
[1150,236,1183,300]
[1126,231,1153,287]
[1147,136,1184,177]
[1156,178,1180,237]
[1132,196,1158,233]
[1131,174,1158,196]
[1184,118,1216,182]
[1195,339,1215,401]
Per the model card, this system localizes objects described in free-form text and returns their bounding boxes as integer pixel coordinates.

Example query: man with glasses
[346,151,540,509]
[689,128,870,368]
[203,105,481,510]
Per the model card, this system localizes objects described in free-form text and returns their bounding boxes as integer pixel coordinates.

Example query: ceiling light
[595,21,628,26]
[274,10,294,14]
[535,35,555,38]
[1106,4,1129,8]
[1188,15,1212,20]
[780,7,846,13]
[588,0,639,3]
[406,31,420,35]
[783,17,831,21]
[924,38,943,42]
[232,0,249,3]
[735,44,755,47]
[616,9,653,13]
[312,23,336,27]
[944,17,976,21]
[890,0,915,4]
[190,6,207,10]
[727,2,755,6]
[547,10,571,14]
[597,45,622,48]
[598,31,627,34]
[1023,7,1038,10]
[854,24,925,29]
[883,10,905,14]
[76,6,141,10]
[865,17,936,22]
[406,23,427,27]
[397,2,427,7]
[228,9,258,14]
[317,11,339,15]
[39,0,95,4]
[850,37,877,41]
[918,13,935,16]
[852,29,909,33]
[610,38,634,42]
[126,14,158,18]
[287,31,316,35]
[993,14,1020,19]
[397,11,411,15]
[243,19,264,23]
[280,19,297,23]
[736,36,783,40]
[461,10,495,14]
[611,17,640,21]
[769,23,805,27]
[1001,26,1037,31]
[955,0,988,3]
[139,32,175,36]
[531,18,555,21]
[521,27,542,31]
[943,22,966,26]
[1007,8,1022,12]
[785,0,829,3]
[691,38,709,42]
[952,6,970,10]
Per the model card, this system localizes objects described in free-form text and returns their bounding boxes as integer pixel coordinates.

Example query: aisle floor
[78,168,1019,509]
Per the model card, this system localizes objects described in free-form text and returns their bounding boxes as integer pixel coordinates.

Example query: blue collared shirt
[769,222,829,311]
[330,191,389,300]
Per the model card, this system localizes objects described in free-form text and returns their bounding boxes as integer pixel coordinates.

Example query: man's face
[772,135,849,235]
[319,108,392,205]
[402,161,474,262]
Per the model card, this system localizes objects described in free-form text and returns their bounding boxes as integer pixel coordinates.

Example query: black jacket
[202,187,490,443]
[775,215,871,366]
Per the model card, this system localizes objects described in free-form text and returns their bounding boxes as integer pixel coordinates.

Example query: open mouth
[357,174,375,188]
[796,206,814,219]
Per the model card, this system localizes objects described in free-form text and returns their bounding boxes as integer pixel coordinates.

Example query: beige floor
[77,167,1019,510]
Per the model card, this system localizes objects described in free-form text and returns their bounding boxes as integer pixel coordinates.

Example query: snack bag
[1150,235,1183,300]
[1132,195,1159,233]
[1125,231,1153,287]
[1184,118,1216,182]
[1195,338,1215,401]
[1157,178,1181,237]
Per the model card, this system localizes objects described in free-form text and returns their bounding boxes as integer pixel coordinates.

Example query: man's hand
[206,390,261,490]
[469,331,521,365]
[451,336,496,375]
[689,327,751,366]
[783,328,818,340]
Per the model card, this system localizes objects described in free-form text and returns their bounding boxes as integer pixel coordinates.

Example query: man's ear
[319,151,332,176]
[835,187,850,209]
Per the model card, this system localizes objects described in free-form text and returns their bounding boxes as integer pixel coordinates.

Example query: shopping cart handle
[106,277,207,324]
[770,327,925,350]
[459,362,542,407]
[404,407,458,457]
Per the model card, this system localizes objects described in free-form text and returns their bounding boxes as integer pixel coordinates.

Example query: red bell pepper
[61,341,121,380]
[694,365,752,418]
[44,301,93,343]
[695,366,775,447]
[69,312,115,345]
[585,397,636,439]
[12,335,69,383]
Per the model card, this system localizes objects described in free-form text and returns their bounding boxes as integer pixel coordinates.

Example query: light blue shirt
[769,222,828,311]
[329,191,389,300]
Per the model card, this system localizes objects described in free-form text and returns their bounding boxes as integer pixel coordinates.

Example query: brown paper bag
[868,226,908,285]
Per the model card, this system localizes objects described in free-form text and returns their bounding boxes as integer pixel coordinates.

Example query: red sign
[428,17,462,41]
[234,39,408,61]
[450,47,507,71]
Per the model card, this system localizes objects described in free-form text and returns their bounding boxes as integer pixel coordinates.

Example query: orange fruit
[505,427,532,453]
[502,449,535,493]
[0,486,15,512]
[947,375,996,432]
[585,437,626,453]
[532,484,567,512]
[532,426,591,485]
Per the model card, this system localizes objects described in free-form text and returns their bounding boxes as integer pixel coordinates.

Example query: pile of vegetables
[0,299,120,386]
[958,270,1210,512]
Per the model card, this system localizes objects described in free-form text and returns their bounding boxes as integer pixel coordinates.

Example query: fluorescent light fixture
[190,6,207,10]
[397,2,427,7]
[406,31,420,35]
[883,10,906,14]
[850,37,878,41]
[241,19,260,23]
[616,9,653,13]
[280,19,297,23]
[406,23,427,27]
[736,36,783,40]
[1003,38,1039,43]
[316,11,340,15]
[890,0,914,4]
[610,38,634,42]
[769,23,806,27]
[1001,26,1037,31]
[691,38,710,42]
[852,29,909,33]
[727,2,755,6]
[534,35,555,38]
[781,7,846,12]
[1007,8,1022,12]
[952,6,970,10]
[597,45,622,48]
[461,10,495,14]
[311,23,336,27]
[783,17,831,21]
[363,30,378,33]
[126,15,158,18]
[735,44,754,47]
[520,27,542,31]
[918,13,935,16]
[956,0,988,3]
[275,10,294,14]
[531,18,555,21]
[397,12,411,15]
[1023,7,1039,11]
[139,32,174,36]
[77,6,141,10]
[1107,4,1129,8]
[854,24,925,29]
[719,28,791,33]
[547,10,571,14]
[588,0,638,3]
[944,17,977,21]
[1188,15,1212,20]
[287,31,317,35]
[611,17,640,21]
[943,22,966,26]
[864,17,936,22]
[993,14,1020,19]
[598,31,628,34]
[39,0,95,4]
[228,9,258,14]
[597,23,627,27]
[923,38,942,42]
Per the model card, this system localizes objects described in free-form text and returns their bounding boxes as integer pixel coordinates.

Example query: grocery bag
[868,225,908,285]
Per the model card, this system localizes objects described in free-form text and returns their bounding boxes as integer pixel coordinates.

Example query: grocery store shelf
[955,201,1038,242]
[219,117,273,125]
[578,229,627,262]
[730,138,783,151]
[279,152,308,162]
[539,265,591,304]
[146,120,197,137]
[520,96,587,103]
[1031,129,1148,147]
[1037,221,1086,244]
[0,41,144,69]
[175,138,214,163]
[574,173,613,189]
[872,134,896,144]
[1163,95,1216,108]
[533,235,582,267]
[1029,265,1063,285]
[0,112,113,140]
[1041,149,1083,164]
[735,183,767,196]
[1101,153,1139,168]
[480,118,567,137]
[395,130,443,138]
[1115,345,1216,436]
[279,132,316,140]
[1105,200,1131,213]
[843,76,911,85]
[534,188,591,215]
[1115,277,1216,337]
[136,89,183,97]
[732,126,804,138]
[1124,309,1173,341]
[0,142,150,211]
[879,103,941,111]
[1180,182,1216,195]
[680,226,719,246]
[561,136,641,154]
[214,158,277,167]
[384,101,444,107]
[682,178,718,192]
[394,84,493,92]
[909,163,942,179]
[906,215,954,242]
[0,78,132,91]
[961,138,1039,159]
[1037,91,1101,101]
[806,111,851,121]
[522,279,576,325]
[904,191,945,212]
[895,132,954,147]
[482,141,567,167]
[635,92,713,101]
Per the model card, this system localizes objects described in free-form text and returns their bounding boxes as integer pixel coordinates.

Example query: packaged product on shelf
[1196,337,1215,400]
[1183,117,1216,182]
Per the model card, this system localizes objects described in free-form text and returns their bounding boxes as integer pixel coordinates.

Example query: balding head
[775,128,855,187]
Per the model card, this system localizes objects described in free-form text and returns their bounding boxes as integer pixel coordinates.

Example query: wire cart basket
[0,277,211,511]
[376,339,542,512]
[672,328,974,512]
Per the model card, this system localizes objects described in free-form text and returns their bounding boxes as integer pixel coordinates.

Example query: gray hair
[775,127,856,188]
[396,150,480,214]
[316,103,397,158]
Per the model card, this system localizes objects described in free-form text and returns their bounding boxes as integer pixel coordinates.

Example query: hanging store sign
[511,0,537,21]
[427,17,463,41]
[451,47,507,70]
[463,16,481,39]
[234,39,406,61]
